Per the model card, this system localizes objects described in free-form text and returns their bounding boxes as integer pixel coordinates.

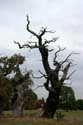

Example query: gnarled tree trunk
[11,85,30,117]
[12,93,24,116]
[42,88,61,118]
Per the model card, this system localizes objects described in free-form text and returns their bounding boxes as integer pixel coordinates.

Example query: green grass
[0,119,83,125]
[0,110,83,125]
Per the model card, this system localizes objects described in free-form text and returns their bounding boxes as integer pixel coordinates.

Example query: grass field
[0,110,83,125]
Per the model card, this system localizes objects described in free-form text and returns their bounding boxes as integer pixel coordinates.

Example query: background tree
[0,75,11,114]
[76,99,83,110]
[15,16,76,118]
[0,54,24,76]
[24,89,38,110]
[0,54,34,116]
[11,71,33,116]
[59,86,76,110]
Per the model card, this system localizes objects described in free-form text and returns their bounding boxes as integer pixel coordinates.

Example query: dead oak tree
[15,16,76,118]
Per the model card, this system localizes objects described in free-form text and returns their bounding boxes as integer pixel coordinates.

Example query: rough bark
[12,96,24,116]
[11,87,23,116]
[42,88,61,118]
[12,100,24,116]
[11,86,30,116]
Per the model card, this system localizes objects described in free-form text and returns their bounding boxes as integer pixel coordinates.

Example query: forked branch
[61,52,79,65]
[26,15,38,38]
[60,62,71,82]
[43,37,58,46]
[53,46,66,65]
[14,41,38,49]
[66,70,76,80]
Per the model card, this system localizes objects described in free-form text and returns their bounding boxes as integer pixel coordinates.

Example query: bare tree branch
[48,49,54,52]
[26,15,39,38]
[32,72,44,79]
[61,52,79,65]
[53,46,66,65]
[43,37,58,46]
[14,41,38,49]
[66,70,76,80]
[39,27,47,37]
[60,62,71,82]
[45,30,56,33]
[39,70,47,79]
[33,85,44,91]
[14,41,24,49]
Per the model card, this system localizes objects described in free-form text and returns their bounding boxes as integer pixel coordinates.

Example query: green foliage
[24,89,38,110]
[59,86,76,110]
[76,99,83,110]
[0,54,25,76]
[0,75,12,113]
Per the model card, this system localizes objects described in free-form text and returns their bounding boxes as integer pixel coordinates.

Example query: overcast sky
[0,0,83,99]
